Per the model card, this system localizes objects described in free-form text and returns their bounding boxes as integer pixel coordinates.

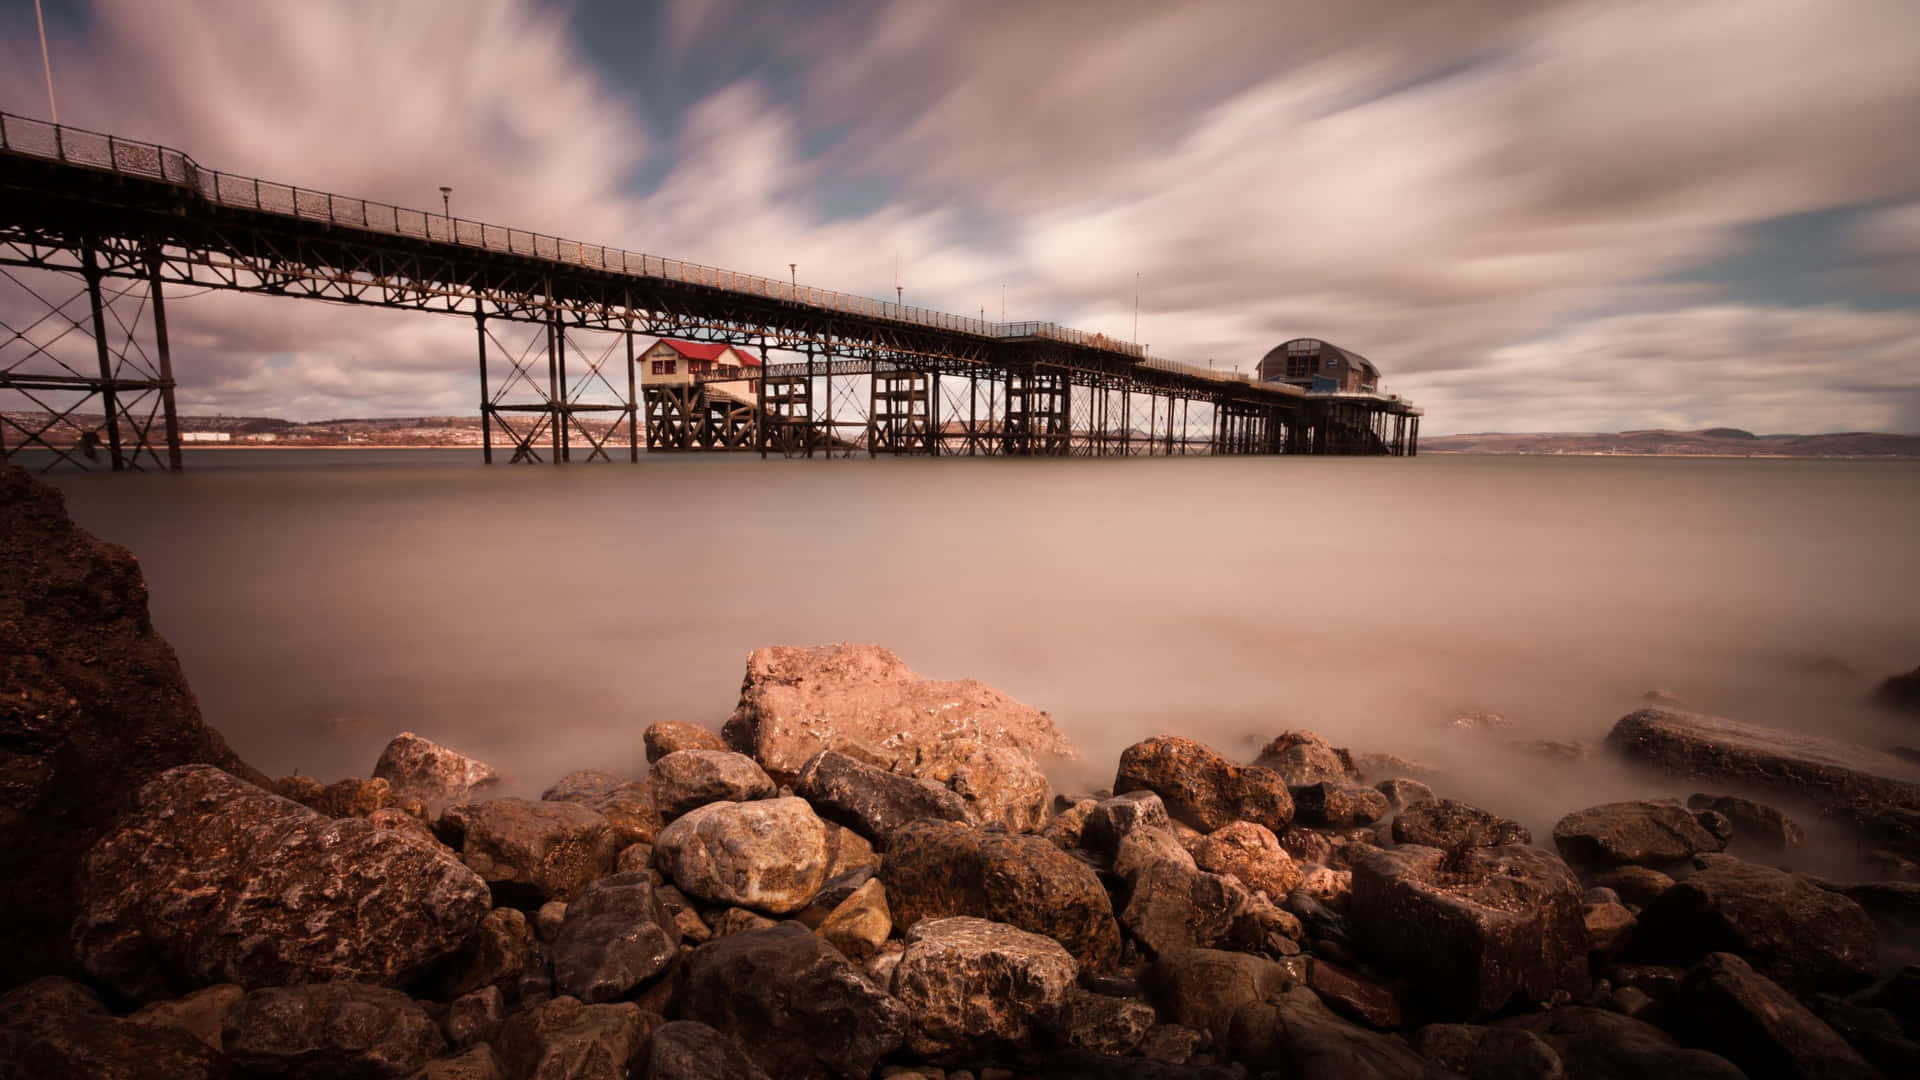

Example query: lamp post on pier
[439,186,452,217]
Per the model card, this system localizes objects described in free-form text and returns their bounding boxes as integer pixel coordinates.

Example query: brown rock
[1253,730,1357,786]
[1047,989,1158,1057]
[890,916,1079,1056]
[495,997,658,1080]
[410,1044,506,1080]
[12,1011,227,1080]
[1412,1023,1565,1079]
[1670,952,1879,1080]
[1391,798,1531,849]
[1228,986,1448,1078]
[1375,778,1437,812]
[1041,798,1098,850]
[373,733,501,815]
[1686,792,1805,849]
[791,749,968,848]
[1145,948,1304,1043]
[1292,782,1391,828]
[653,797,830,915]
[549,871,680,1003]
[441,797,622,905]
[126,983,243,1053]
[419,907,531,1002]
[1121,853,1254,956]
[640,1020,771,1080]
[1114,735,1294,833]
[541,771,662,848]
[817,878,891,961]
[1551,800,1728,868]
[1278,826,1335,865]
[651,750,776,821]
[1588,865,1676,907]
[222,982,446,1079]
[1583,902,1635,955]
[1496,1005,1745,1079]
[1308,961,1405,1029]
[643,721,729,763]
[1190,821,1303,899]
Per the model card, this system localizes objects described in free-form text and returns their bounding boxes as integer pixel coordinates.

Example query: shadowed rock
[541,771,662,848]
[222,982,445,1079]
[792,749,968,847]
[640,1020,770,1080]
[550,872,680,1003]
[440,797,623,905]
[1412,1024,1565,1079]
[890,916,1078,1056]
[495,997,658,1080]
[1229,987,1449,1079]
[1668,952,1878,1080]
[1495,1006,1746,1080]
[1551,800,1729,869]
[1391,798,1530,849]
[12,1011,226,1080]
[1145,948,1303,1044]
[1114,735,1294,833]
[1686,792,1804,849]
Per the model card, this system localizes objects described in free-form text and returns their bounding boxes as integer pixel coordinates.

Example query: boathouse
[639,339,760,386]
[1256,339,1379,394]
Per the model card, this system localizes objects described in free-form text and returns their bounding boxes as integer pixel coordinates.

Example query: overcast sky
[5,0,1918,433]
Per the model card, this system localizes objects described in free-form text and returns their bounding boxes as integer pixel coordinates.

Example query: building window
[664,359,677,375]
[1286,356,1315,379]
[650,361,664,375]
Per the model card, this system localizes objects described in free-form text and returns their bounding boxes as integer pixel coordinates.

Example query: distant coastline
[1421,428,1920,459]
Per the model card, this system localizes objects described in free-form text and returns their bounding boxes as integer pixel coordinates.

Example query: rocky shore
[4,461,1920,1079]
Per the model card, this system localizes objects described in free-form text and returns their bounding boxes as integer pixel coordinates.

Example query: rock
[712,907,778,938]
[1583,902,1635,955]
[653,797,829,915]
[1667,952,1877,1080]
[1298,866,1354,908]
[651,750,776,820]
[1114,735,1294,833]
[1685,792,1804,849]
[0,976,104,1068]
[1228,987,1448,1078]
[1511,739,1594,762]
[822,821,879,879]
[1189,821,1302,899]
[1145,948,1303,1043]
[1391,798,1531,849]
[1278,826,1335,865]
[441,797,623,905]
[0,466,265,986]
[913,743,1053,833]
[792,749,968,847]
[1228,894,1307,957]
[817,878,891,961]
[549,872,679,1003]
[1874,665,1920,713]
[10,1012,227,1080]
[1812,995,1920,1075]
[279,775,397,818]
[1351,752,1444,783]
[1412,1024,1565,1079]
[890,916,1078,1055]
[1081,790,1174,853]
[223,982,446,1079]
[644,721,730,763]
[1446,711,1512,734]
[881,819,1122,970]
[1139,1023,1206,1066]
[1497,1006,1746,1080]
[1630,854,1878,995]
[1121,855,1253,956]
[419,907,530,1001]
[534,901,569,942]
[1375,778,1437,811]
[1252,730,1357,786]
[640,1019,770,1080]
[1042,799,1097,850]
[1048,988,1158,1056]
[1292,782,1391,828]
[1309,961,1405,1029]
[495,997,657,1080]
[541,771,662,848]
[441,987,504,1049]
[409,1044,506,1080]
[1587,865,1676,907]
[1349,844,1589,1020]
[73,765,490,1001]
[721,644,1079,785]
[371,733,500,815]
[677,922,907,1080]
[369,807,451,854]
[126,983,244,1053]
[1551,800,1729,869]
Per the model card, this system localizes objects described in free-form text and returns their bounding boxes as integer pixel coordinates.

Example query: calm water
[40,449,1920,874]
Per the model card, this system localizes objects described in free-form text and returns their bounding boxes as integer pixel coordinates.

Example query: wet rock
[678,922,907,1080]
[1278,825,1335,865]
[1630,854,1878,995]
[1084,791,1175,854]
[441,987,504,1049]
[1391,798,1531,849]
[882,819,1122,970]
[644,721,730,763]
[653,797,829,915]
[550,871,680,1003]
[1252,730,1357,786]
[409,1044,505,1080]
[11,1012,226,1080]
[1298,865,1354,908]
[1309,961,1405,1029]
[1686,792,1804,849]
[1349,844,1589,1020]
[1668,952,1877,1080]
[640,1019,770,1080]
[891,916,1078,1056]
[420,907,530,1001]
[280,775,397,818]
[1412,1024,1565,1079]
[1587,865,1676,907]
[441,797,623,905]
[1228,987,1448,1078]
[817,877,891,961]
[1551,800,1729,869]
[721,644,1079,786]
[369,807,451,853]
[541,771,662,848]
[1874,665,1920,713]
[1498,1006,1744,1079]
[1145,948,1303,1043]
[0,466,265,986]
[373,733,501,815]
[1189,821,1302,899]
[1121,851,1253,956]
[1292,782,1391,828]
[223,982,446,1079]
[651,750,776,820]
[74,765,490,1000]
[1114,735,1294,833]
[127,983,243,1053]
[1042,798,1097,850]
[1375,778,1437,811]
[495,997,657,1080]
[913,743,1053,833]
[1048,988,1158,1056]
[792,749,968,847]
[1583,902,1635,955]
[1228,894,1307,957]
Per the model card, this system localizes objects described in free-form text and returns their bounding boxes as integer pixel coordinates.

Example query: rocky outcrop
[1668,952,1879,1080]
[643,721,729,763]
[1349,844,1589,1020]
[1391,798,1531,849]
[1252,730,1357,786]
[0,465,263,987]
[890,916,1079,1055]
[650,750,775,820]
[721,644,1078,785]
[73,765,490,1001]
[881,819,1122,970]
[791,749,968,847]
[440,797,623,905]
[540,771,662,848]
[549,872,679,1003]
[222,982,446,1079]
[1114,736,1294,833]
[652,797,829,915]
[494,997,657,1080]
[372,733,500,815]
[676,922,907,1080]
[1551,800,1729,868]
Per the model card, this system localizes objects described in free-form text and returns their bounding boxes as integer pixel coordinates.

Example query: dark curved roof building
[1256,338,1380,394]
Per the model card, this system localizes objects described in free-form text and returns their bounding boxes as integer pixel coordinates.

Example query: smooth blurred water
[39,449,1920,874]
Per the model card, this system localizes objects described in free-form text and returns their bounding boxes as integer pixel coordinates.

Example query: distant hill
[1422,429,1920,458]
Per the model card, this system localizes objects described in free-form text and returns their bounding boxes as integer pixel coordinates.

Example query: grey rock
[653,797,830,915]
[890,916,1079,1055]
[651,750,776,821]
[223,982,446,1079]
[551,872,680,1003]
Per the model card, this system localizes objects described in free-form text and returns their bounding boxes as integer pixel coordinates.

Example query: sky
[4,0,1918,434]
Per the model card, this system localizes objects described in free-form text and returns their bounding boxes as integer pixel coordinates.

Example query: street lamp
[439,186,452,217]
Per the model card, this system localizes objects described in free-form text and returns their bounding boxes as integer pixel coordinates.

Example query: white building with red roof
[639,338,760,386]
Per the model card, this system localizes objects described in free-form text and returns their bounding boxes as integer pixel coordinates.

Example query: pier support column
[475,311,493,464]
[81,242,125,471]
[144,242,182,471]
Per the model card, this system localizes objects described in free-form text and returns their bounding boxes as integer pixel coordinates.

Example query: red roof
[653,339,760,366]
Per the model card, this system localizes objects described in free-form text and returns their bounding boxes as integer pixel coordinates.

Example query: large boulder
[1229,987,1450,1079]
[652,797,829,915]
[371,732,500,815]
[73,765,490,1001]
[890,916,1079,1055]
[1121,851,1255,957]
[541,771,662,848]
[1349,844,1589,1020]
[1391,798,1530,849]
[1630,853,1878,995]
[791,749,968,847]
[1114,735,1294,833]
[9,1011,226,1080]
[881,819,1122,970]
[0,465,263,986]
[650,750,775,821]
[913,742,1053,832]
[222,982,445,1079]
[1253,730,1358,786]
[721,644,1078,785]
[1550,800,1728,868]
[495,997,657,1080]
[1189,821,1303,899]
[676,922,907,1080]
[1668,952,1879,1080]
[550,872,680,1003]
[1144,948,1303,1043]
[440,797,623,905]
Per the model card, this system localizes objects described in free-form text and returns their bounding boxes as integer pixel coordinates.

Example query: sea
[37,449,1920,878]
